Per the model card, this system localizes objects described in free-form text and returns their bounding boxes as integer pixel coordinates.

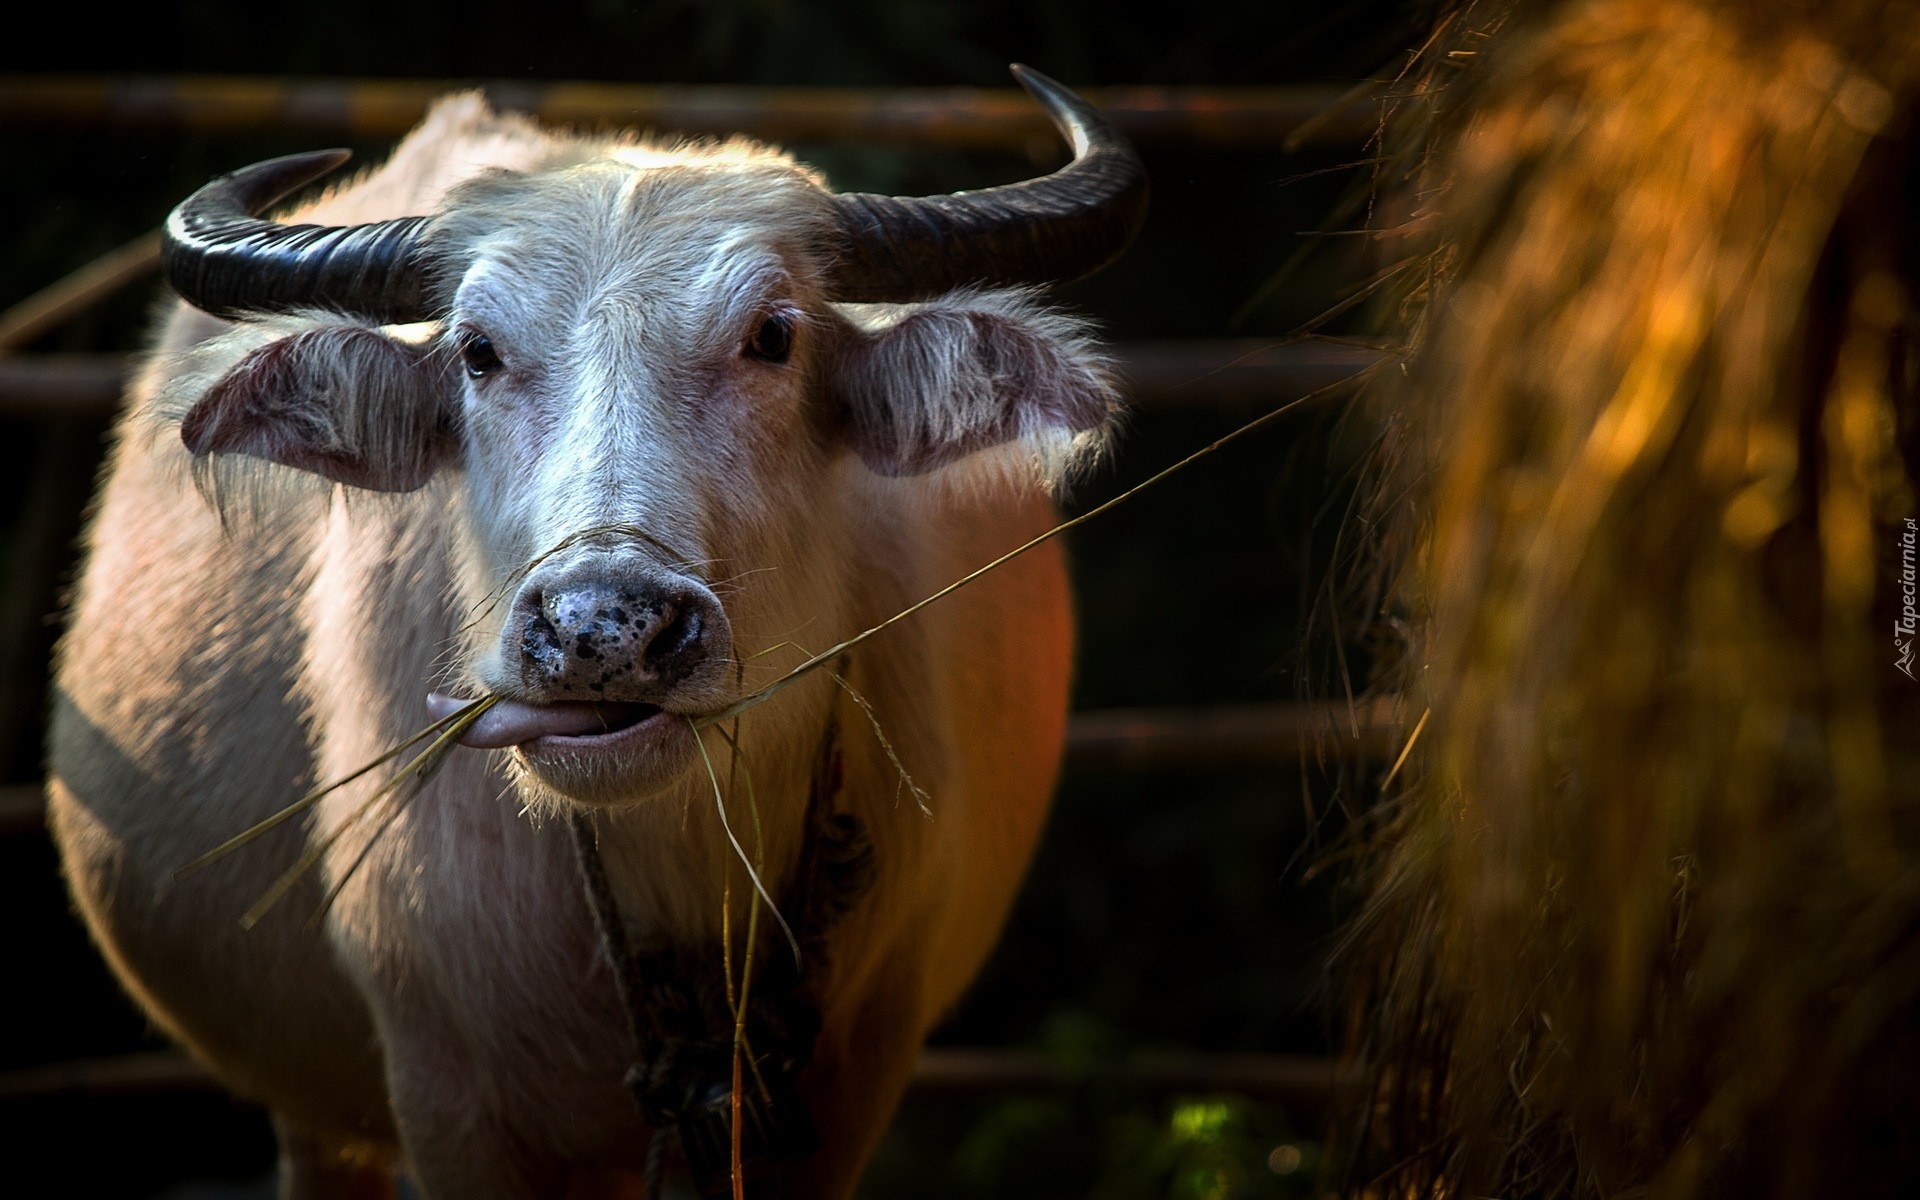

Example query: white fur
[50,94,1110,1199]
[836,289,1117,489]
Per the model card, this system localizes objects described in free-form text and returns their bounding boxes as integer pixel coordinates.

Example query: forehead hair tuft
[424,140,838,311]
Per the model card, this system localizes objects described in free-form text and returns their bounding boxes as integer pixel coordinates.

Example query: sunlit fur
[154,316,451,506]
[50,92,1110,1198]
[835,289,1116,484]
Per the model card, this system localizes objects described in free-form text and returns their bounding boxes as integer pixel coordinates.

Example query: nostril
[643,604,701,670]
[521,604,564,673]
[517,577,721,693]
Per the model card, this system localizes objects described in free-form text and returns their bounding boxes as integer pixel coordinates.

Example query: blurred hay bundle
[1348,0,1920,1195]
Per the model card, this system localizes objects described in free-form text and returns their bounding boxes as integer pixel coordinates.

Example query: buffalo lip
[517,704,703,793]
[426,692,692,751]
[528,704,677,750]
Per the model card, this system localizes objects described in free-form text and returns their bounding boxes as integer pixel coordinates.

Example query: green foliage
[873,1089,1321,1200]
[865,1014,1326,1200]
[1094,1096,1320,1200]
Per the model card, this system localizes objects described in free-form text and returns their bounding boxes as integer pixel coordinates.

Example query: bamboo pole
[913,1047,1352,1108]
[0,1047,1350,1109]
[0,232,161,355]
[0,355,130,418]
[0,701,1399,838]
[0,76,1379,150]
[0,342,1381,420]
[0,784,43,837]
[1067,698,1400,770]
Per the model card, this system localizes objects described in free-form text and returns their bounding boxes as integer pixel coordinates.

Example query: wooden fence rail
[0,342,1379,421]
[1068,698,1399,770]
[0,86,1380,1159]
[0,233,162,355]
[0,354,129,419]
[0,76,1380,150]
[0,701,1400,838]
[0,1047,1351,1110]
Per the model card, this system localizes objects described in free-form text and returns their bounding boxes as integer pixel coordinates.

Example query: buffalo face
[174,160,1116,805]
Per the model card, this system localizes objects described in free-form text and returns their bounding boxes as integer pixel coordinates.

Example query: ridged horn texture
[161,65,1145,322]
[162,148,437,324]
[824,64,1150,302]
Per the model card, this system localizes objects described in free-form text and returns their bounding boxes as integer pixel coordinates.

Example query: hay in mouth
[426,692,665,748]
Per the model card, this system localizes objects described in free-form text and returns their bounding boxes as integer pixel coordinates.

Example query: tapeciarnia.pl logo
[1899,517,1918,680]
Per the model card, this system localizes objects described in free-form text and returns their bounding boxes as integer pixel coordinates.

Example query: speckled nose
[515,576,725,698]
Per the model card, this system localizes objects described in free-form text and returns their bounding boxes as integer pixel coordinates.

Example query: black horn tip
[825,66,1146,301]
[215,148,355,217]
[162,147,436,324]
[163,149,357,289]
[1007,63,1067,102]
[1007,65,1094,154]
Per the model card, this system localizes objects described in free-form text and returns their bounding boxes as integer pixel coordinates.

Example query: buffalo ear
[180,324,456,492]
[829,291,1118,478]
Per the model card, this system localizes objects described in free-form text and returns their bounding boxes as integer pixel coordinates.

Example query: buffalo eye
[744,313,793,364]
[460,331,504,378]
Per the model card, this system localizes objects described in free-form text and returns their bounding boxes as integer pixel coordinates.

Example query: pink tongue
[426,692,658,749]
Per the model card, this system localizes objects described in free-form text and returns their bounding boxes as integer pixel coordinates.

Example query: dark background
[0,2,1419,1195]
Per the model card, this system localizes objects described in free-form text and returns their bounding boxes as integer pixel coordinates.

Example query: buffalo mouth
[427,692,674,750]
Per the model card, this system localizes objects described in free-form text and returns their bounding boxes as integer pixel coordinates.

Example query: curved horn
[162,149,438,324]
[825,65,1149,302]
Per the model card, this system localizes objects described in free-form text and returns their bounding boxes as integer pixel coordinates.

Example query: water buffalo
[48,66,1145,1199]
